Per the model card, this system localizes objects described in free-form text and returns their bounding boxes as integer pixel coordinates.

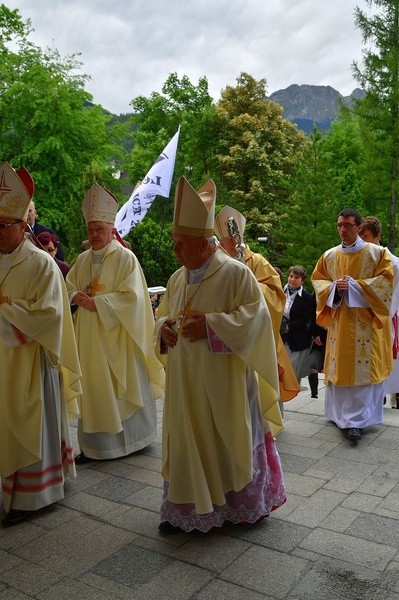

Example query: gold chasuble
[67,239,164,434]
[155,249,282,514]
[244,247,299,401]
[0,238,81,477]
[312,243,393,386]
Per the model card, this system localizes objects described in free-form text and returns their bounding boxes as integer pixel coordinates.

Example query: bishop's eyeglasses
[0,221,20,230]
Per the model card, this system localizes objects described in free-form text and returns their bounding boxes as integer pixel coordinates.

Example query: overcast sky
[5,0,368,115]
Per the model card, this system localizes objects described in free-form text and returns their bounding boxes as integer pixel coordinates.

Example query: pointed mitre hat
[0,162,35,222]
[173,176,216,238]
[214,205,246,240]
[82,183,119,224]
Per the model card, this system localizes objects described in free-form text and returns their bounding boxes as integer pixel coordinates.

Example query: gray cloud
[5,0,366,114]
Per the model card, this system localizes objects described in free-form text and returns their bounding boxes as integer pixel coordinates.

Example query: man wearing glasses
[0,162,81,527]
[311,208,394,442]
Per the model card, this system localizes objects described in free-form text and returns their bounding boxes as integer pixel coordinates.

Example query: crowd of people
[0,159,398,535]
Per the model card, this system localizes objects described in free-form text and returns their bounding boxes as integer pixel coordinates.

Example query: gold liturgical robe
[0,238,81,477]
[67,239,164,434]
[244,247,299,401]
[312,242,393,386]
[155,249,282,514]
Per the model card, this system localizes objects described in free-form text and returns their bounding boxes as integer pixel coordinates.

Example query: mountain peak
[268,84,365,132]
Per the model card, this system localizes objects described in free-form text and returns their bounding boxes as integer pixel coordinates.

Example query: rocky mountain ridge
[269,84,365,132]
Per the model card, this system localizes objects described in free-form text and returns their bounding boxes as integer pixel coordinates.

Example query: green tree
[285,110,367,280]
[0,4,124,259]
[353,0,399,251]
[214,72,307,266]
[120,73,219,278]
[124,73,218,199]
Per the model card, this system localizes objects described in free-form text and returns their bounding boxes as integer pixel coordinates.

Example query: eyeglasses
[337,223,357,229]
[0,221,19,230]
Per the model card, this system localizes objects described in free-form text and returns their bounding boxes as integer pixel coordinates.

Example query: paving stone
[124,485,163,512]
[278,432,332,450]
[91,461,163,487]
[380,561,399,593]
[120,454,162,472]
[0,562,63,596]
[329,442,393,466]
[92,542,172,585]
[85,474,146,502]
[278,441,337,460]
[35,578,116,600]
[60,491,124,518]
[101,505,166,540]
[374,461,399,479]
[377,491,399,513]
[0,522,46,552]
[279,419,327,438]
[62,467,110,498]
[0,551,23,574]
[323,470,377,493]
[220,546,310,598]
[299,528,397,571]
[0,589,35,599]
[279,453,317,475]
[341,492,384,513]
[1,388,399,600]
[356,474,399,497]
[345,512,399,547]
[282,488,346,527]
[286,556,382,600]
[319,506,359,533]
[168,532,251,572]
[93,551,214,599]
[195,579,273,600]
[237,517,312,553]
[283,473,324,497]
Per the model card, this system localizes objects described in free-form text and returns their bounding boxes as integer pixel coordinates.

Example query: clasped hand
[161,314,207,347]
[336,276,349,293]
[74,291,97,312]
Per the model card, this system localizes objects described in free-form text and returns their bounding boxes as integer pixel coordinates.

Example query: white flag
[115,127,180,238]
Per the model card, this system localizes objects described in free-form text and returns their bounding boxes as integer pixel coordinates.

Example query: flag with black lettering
[115,127,180,238]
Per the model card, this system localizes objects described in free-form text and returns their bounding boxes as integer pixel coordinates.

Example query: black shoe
[347,428,362,442]
[1,509,32,528]
[311,394,318,399]
[158,521,183,535]
[74,452,94,465]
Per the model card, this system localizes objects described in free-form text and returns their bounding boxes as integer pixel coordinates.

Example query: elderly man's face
[172,234,210,269]
[0,218,26,253]
[87,221,114,250]
[27,201,37,226]
[219,236,239,257]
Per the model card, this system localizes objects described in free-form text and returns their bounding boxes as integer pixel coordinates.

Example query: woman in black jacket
[281,265,316,385]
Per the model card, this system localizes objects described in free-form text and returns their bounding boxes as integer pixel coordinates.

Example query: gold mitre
[214,205,246,240]
[0,162,34,222]
[173,176,216,238]
[82,183,119,224]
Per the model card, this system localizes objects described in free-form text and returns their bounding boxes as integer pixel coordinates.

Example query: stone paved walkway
[1,378,399,599]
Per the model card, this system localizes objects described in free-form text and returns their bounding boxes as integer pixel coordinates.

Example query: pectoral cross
[176,298,197,333]
[86,275,105,297]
